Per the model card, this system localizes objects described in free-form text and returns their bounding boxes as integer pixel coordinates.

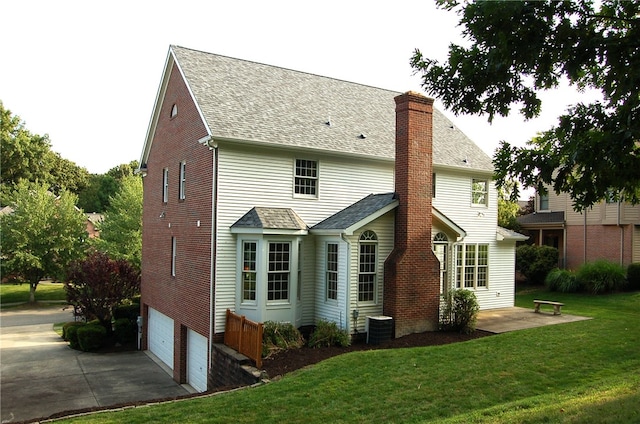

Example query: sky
[2,0,589,176]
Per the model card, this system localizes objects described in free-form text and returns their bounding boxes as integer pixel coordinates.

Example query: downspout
[583,209,587,264]
[618,199,624,266]
[205,139,219,369]
[341,233,352,333]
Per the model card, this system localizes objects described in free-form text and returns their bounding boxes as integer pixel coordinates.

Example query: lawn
[0,281,67,306]
[60,289,640,423]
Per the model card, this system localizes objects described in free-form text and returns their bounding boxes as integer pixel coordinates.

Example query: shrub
[77,324,108,352]
[576,260,627,294]
[440,289,479,334]
[545,268,581,293]
[113,303,140,321]
[262,321,304,358]
[516,245,559,284]
[62,321,85,341]
[113,317,137,345]
[627,263,640,291]
[308,320,351,348]
[64,323,85,350]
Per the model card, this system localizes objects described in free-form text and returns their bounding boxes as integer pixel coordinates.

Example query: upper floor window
[268,242,290,302]
[455,243,488,289]
[162,168,169,203]
[294,159,318,197]
[179,161,186,200]
[326,243,338,301]
[170,103,178,118]
[539,193,549,210]
[472,179,488,206]
[432,173,436,198]
[358,230,378,303]
[242,242,257,302]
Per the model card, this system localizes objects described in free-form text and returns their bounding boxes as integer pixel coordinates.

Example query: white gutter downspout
[341,233,352,333]
[618,199,624,266]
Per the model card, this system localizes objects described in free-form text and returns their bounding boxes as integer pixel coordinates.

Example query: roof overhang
[310,199,399,236]
[433,207,466,241]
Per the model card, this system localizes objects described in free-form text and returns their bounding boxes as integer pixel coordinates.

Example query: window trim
[162,167,169,203]
[326,242,338,301]
[471,178,489,206]
[267,241,291,304]
[358,230,378,303]
[178,161,186,200]
[455,243,489,289]
[171,236,177,277]
[293,158,318,198]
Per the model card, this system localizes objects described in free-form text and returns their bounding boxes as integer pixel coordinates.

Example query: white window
[358,230,377,302]
[170,103,178,118]
[455,244,489,289]
[294,159,318,197]
[326,243,338,301]
[179,161,186,200]
[268,242,290,302]
[162,168,169,203]
[472,179,488,206]
[171,236,177,277]
[242,242,257,302]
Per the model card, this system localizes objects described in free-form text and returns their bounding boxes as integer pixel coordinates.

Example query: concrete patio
[476,306,591,333]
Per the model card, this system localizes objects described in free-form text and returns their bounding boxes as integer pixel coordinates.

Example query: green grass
[0,281,67,306]
[60,289,640,423]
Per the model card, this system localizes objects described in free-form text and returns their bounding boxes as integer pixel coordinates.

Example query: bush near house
[262,321,304,358]
[77,324,108,352]
[627,263,640,291]
[440,289,479,334]
[576,260,627,294]
[308,320,351,348]
[545,268,581,293]
[516,245,559,284]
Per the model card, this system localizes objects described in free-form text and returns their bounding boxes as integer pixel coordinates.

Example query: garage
[148,308,174,370]
[187,329,209,392]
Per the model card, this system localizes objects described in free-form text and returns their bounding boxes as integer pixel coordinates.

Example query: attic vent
[358,133,367,139]
[325,119,332,126]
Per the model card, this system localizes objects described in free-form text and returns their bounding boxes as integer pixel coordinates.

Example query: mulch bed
[261,329,493,379]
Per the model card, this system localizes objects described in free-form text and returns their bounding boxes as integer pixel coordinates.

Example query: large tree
[0,181,87,302]
[0,101,89,205]
[411,0,640,210]
[93,175,143,270]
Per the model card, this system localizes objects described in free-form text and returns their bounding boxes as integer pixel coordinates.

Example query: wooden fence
[224,309,264,368]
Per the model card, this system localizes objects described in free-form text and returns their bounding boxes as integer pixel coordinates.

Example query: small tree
[65,251,140,330]
[0,181,87,302]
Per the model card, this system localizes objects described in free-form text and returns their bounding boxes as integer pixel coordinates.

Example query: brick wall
[141,61,214,384]
[383,92,441,337]
[565,223,634,270]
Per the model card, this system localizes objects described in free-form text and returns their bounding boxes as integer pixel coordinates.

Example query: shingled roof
[164,45,493,172]
[231,207,308,233]
[311,193,398,234]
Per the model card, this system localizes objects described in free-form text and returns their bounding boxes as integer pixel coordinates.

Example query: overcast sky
[2,0,587,175]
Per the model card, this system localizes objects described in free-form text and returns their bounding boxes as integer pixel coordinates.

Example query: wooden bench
[533,300,564,315]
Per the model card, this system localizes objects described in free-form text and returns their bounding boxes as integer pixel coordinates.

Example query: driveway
[0,305,189,423]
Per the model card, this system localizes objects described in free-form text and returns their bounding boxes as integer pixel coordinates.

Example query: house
[138,45,526,391]
[518,189,640,269]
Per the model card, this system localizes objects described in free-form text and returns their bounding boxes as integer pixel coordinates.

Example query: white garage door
[187,329,208,392]
[148,308,174,370]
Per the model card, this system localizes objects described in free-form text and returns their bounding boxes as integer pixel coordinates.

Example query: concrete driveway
[0,305,188,423]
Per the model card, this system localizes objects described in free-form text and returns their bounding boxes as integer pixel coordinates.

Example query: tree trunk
[29,282,37,303]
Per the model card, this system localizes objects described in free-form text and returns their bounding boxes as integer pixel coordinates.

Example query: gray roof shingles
[171,46,494,172]
[312,193,397,231]
[517,211,565,225]
[232,207,308,230]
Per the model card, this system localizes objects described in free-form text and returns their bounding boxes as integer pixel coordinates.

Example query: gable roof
[496,226,529,242]
[141,46,494,173]
[311,193,398,235]
[230,207,308,235]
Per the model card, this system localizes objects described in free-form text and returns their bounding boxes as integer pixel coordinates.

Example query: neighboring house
[86,212,103,238]
[138,45,526,391]
[518,190,640,269]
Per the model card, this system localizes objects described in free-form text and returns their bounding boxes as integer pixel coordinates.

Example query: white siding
[314,237,350,329]
[434,170,514,309]
[214,144,394,332]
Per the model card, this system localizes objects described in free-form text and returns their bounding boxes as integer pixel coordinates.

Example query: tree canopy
[93,175,143,270]
[411,0,640,210]
[0,101,89,206]
[0,181,87,302]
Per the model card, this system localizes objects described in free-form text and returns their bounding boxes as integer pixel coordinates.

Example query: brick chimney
[383,91,441,337]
